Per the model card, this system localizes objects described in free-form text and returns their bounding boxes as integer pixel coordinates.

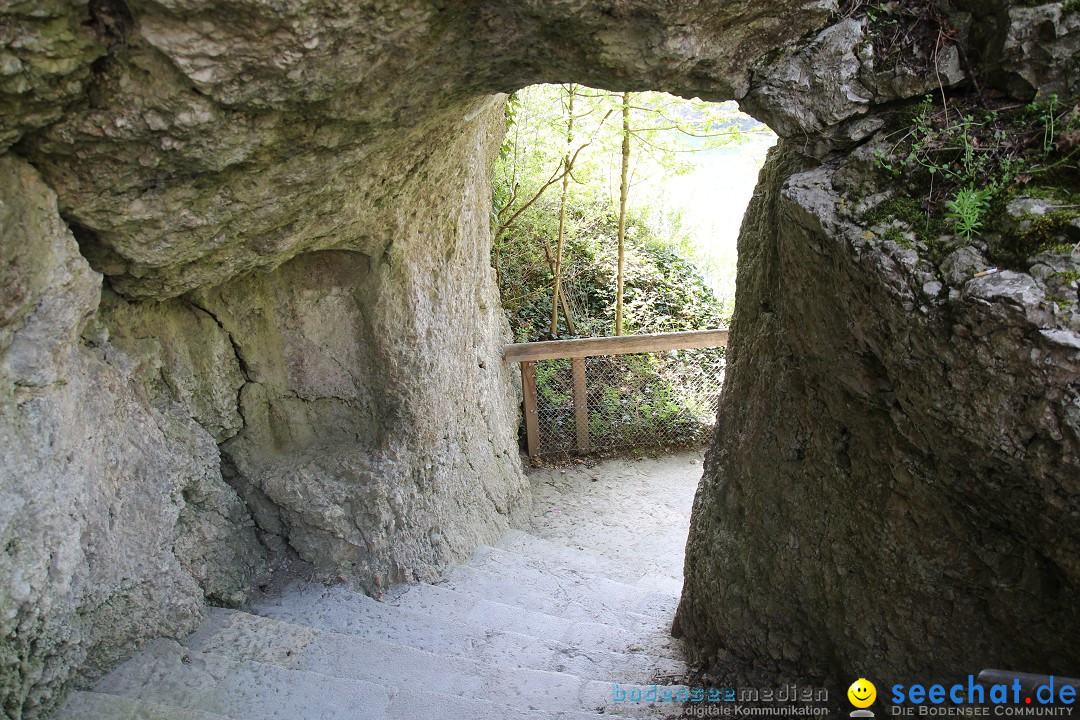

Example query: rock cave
[1,0,1078,718]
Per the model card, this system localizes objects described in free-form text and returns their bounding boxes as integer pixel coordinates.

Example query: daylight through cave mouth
[491,84,775,458]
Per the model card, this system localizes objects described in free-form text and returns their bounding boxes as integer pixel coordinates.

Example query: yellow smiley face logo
[848,678,876,708]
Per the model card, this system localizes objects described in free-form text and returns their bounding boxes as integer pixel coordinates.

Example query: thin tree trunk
[615,91,631,336]
[539,235,578,335]
[551,84,575,336]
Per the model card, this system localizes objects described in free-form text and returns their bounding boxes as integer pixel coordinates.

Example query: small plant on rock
[868,91,1079,264]
[944,186,991,239]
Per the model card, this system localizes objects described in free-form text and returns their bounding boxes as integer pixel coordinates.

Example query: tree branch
[495,109,615,238]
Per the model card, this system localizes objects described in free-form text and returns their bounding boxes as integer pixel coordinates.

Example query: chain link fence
[528,347,725,458]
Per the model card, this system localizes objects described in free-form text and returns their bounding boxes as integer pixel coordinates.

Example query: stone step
[253,581,685,662]
[95,638,678,720]
[497,530,688,596]
[403,552,678,628]
[497,528,648,584]
[53,690,232,720]
[185,608,684,699]
[525,526,688,584]
[388,576,677,647]
[469,542,684,610]
[210,604,683,683]
[524,466,695,585]
[390,687,680,720]
[94,639,392,720]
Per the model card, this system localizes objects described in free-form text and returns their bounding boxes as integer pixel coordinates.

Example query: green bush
[492,84,748,455]
[495,198,728,455]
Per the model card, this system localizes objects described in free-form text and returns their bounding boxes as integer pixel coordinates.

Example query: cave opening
[490,83,775,460]
[486,87,777,638]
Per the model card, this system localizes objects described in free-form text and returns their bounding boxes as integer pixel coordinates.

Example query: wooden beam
[571,357,589,453]
[504,328,729,363]
[520,360,540,458]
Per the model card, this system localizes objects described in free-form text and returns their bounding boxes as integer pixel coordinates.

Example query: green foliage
[494,197,726,342]
[868,92,1080,263]
[1033,94,1061,154]
[493,84,756,342]
[837,0,950,72]
[1046,293,1077,310]
[585,352,720,447]
[510,209,727,453]
[875,101,1017,194]
[493,84,765,238]
[492,84,763,453]
[880,224,914,248]
[533,350,725,454]
[944,186,991,239]
[1053,269,1080,284]
[1022,211,1080,250]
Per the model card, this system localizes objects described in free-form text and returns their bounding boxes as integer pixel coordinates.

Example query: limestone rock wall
[189,144,531,594]
[0,155,267,720]
[1,18,533,709]
[1,2,843,713]
[6,0,832,298]
[677,137,1080,691]
[0,1,101,150]
[675,2,1080,694]
[2,90,529,717]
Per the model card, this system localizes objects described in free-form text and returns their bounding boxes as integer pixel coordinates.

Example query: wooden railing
[503,329,729,457]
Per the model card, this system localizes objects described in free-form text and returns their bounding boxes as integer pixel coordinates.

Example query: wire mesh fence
[529,347,725,458]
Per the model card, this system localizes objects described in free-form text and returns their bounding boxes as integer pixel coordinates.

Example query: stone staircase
[53,454,701,720]
[53,529,690,719]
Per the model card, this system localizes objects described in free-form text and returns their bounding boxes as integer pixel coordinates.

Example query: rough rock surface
[996,3,1080,99]
[16,0,839,299]
[742,16,965,155]
[1,0,1079,717]
[674,3,1080,693]
[195,242,530,595]
[1,2,848,714]
[97,294,247,444]
[0,156,266,720]
[0,1,101,151]
[677,136,1080,688]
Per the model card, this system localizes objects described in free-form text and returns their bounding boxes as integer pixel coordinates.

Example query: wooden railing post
[571,357,589,452]
[520,360,540,458]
